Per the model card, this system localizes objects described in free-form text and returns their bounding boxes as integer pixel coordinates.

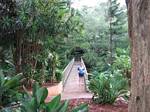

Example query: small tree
[107,0,127,65]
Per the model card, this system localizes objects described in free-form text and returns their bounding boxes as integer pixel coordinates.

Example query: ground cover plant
[89,71,128,104]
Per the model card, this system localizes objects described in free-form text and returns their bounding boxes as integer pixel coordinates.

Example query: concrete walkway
[61,62,92,100]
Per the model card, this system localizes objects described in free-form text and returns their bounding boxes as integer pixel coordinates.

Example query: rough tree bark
[128,0,150,112]
[14,30,22,73]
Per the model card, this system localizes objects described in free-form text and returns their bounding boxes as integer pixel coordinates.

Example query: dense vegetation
[0,0,131,110]
[76,0,130,104]
[0,0,86,111]
[0,0,84,85]
[0,77,88,111]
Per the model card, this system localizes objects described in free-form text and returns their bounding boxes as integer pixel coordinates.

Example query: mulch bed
[68,98,128,112]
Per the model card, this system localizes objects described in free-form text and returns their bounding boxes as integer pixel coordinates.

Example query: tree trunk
[109,18,113,66]
[128,0,150,112]
[14,30,22,73]
[109,0,113,66]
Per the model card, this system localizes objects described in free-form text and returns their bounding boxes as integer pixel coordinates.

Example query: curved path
[61,61,92,100]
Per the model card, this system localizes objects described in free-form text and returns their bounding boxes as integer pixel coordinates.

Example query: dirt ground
[68,98,128,112]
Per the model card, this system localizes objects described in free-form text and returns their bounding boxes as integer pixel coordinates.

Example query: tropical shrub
[113,48,131,72]
[89,71,128,104]
[0,72,22,108]
[1,61,15,77]
[112,48,131,85]
[83,50,98,71]
[0,82,88,112]
[21,82,88,112]
[55,69,63,82]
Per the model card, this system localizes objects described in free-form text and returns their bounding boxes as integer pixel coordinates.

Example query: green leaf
[4,78,19,89]
[72,103,88,112]
[22,98,37,112]
[46,95,61,112]
[36,87,48,104]
[32,82,40,98]
[0,73,5,86]
[56,100,69,112]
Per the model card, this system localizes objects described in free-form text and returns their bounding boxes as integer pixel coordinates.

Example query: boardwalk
[62,61,92,100]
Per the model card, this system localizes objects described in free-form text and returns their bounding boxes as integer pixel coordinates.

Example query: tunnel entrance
[70,47,85,61]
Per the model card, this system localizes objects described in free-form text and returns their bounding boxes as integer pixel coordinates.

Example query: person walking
[77,65,85,86]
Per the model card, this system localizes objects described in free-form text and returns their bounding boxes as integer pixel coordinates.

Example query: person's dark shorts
[79,73,84,77]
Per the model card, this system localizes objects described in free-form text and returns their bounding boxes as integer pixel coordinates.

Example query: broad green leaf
[36,87,48,104]
[55,100,69,112]
[46,95,61,112]
[33,82,40,98]
[22,98,37,112]
[4,78,19,89]
[72,104,88,112]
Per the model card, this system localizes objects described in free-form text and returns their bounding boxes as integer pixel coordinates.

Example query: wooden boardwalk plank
[62,62,92,100]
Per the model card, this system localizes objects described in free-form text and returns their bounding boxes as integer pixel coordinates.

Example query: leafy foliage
[55,69,63,82]
[71,1,129,74]
[0,0,130,110]
[0,0,84,84]
[89,71,128,104]
[21,82,88,112]
[0,0,16,37]
[113,48,131,71]
[107,0,128,65]
[0,82,88,112]
[0,72,22,107]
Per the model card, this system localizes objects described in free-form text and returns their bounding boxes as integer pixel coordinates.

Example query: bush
[113,48,131,70]
[55,69,63,82]
[0,72,22,108]
[112,48,131,85]
[113,52,131,73]
[21,82,88,112]
[83,50,98,70]
[1,82,88,112]
[89,71,128,104]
